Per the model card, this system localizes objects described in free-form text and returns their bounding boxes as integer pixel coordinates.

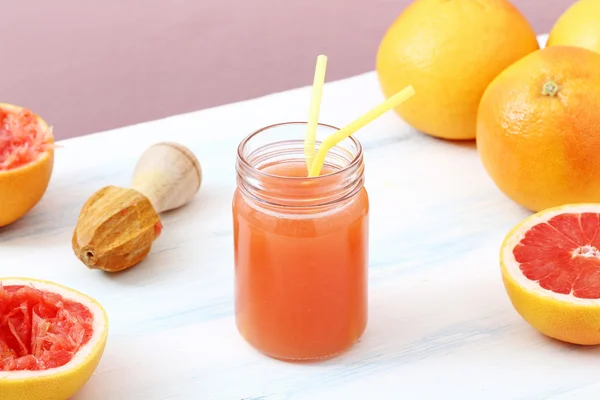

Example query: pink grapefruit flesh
[0,107,53,171]
[501,204,600,345]
[0,285,94,371]
[512,212,600,299]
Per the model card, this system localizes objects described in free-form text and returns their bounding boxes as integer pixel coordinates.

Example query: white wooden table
[4,34,600,400]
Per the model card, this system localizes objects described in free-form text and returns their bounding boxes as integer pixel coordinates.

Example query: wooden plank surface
[4,34,599,400]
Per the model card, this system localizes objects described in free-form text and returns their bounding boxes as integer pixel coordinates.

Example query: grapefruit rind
[500,203,600,345]
[0,103,55,227]
[546,0,600,54]
[0,277,108,400]
[0,103,54,172]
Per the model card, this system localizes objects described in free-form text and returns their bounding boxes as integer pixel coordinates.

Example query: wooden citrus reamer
[72,142,202,272]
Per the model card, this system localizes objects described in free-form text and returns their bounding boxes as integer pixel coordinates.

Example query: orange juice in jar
[232,122,369,361]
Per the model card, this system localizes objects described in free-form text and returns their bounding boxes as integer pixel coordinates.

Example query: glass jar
[232,122,369,361]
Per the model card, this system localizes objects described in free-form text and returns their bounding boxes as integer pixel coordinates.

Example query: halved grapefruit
[0,277,108,400]
[0,103,54,227]
[501,204,600,345]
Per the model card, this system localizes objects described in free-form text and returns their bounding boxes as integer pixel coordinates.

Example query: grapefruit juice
[232,122,369,360]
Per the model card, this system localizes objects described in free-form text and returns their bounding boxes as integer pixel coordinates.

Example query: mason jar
[232,122,369,361]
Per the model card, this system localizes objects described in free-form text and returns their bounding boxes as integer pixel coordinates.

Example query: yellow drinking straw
[308,85,416,177]
[304,55,328,171]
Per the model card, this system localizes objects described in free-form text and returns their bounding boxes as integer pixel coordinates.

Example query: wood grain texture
[71,185,161,272]
[131,142,202,214]
[3,34,600,400]
[71,142,200,272]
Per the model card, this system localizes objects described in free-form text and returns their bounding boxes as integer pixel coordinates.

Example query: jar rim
[237,121,363,180]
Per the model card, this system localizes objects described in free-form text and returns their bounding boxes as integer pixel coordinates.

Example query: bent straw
[308,85,416,177]
[304,55,328,171]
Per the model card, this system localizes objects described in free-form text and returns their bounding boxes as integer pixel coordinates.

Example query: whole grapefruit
[376,0,539,140]
[547,0,600,54]
[0,103,54,227]
[477,45,600,212]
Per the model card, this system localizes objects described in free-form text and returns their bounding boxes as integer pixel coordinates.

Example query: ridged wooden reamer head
[72,142,202,272]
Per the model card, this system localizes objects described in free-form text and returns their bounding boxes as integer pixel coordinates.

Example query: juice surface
[233,161,369,360]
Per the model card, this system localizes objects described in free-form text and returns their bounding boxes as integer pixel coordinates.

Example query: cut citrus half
[0,277,108,400]
[0,103,54,227]
[501,204,600,345]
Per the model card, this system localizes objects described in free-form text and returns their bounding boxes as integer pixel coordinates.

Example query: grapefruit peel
[501,204,600,345]
[0,104,54,171]
[0,277,108,400]
[541,80,559,97]
[0,103,55,227]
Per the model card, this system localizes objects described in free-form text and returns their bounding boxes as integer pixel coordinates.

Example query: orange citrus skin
[547,0,600,54]
[0,103,54,227]
[477,46,600,212]
[3,339,107,400]
[500,204,600,345]
[0,277,109,400]
[376,0,539,140]
[502,269,600,345]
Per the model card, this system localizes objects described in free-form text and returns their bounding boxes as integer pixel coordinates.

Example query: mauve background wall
[1,0,574,140]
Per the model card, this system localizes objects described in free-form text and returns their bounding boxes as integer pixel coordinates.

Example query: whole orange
[376,0,539,140]
[0,103,54,227]
[477,45,600,212]
[547,0,600,54]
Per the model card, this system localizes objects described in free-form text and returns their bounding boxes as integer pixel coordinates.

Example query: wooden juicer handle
[131,142,202,214]
[72,142,202,272]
